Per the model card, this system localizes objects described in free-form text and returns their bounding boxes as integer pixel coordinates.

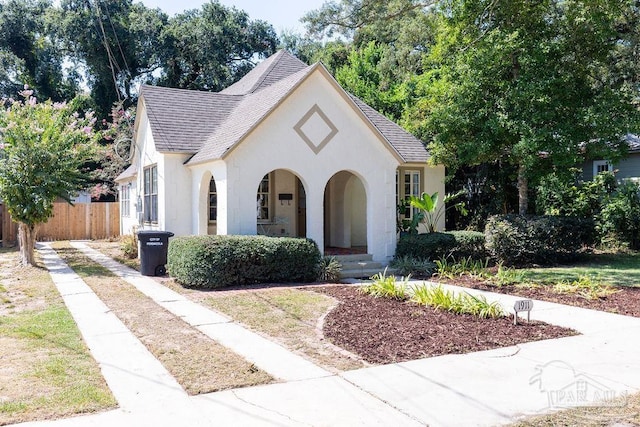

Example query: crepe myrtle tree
[0,87,98,266]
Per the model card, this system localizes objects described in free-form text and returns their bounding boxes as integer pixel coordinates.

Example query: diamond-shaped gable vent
[294,104,338,154]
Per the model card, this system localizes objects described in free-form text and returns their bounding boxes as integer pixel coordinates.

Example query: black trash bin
[137,230,174,276]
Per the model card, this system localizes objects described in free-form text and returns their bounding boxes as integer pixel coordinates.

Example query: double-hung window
[143,165,158,223]
[121,185,130,217]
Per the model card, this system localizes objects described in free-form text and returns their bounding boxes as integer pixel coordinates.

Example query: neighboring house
[583,134,640,181]
[115,50,444,263]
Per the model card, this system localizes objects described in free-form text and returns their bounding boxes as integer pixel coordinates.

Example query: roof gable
[188,65,316,164]
[135,50,430,164]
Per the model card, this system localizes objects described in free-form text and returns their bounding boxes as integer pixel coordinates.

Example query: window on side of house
[143,165,158,223]
[593,160,612,177]
[121,184,130,217]
[403,170,421,219]
[257,173,270,221]
[209,178,217,222]
[396,169,422,219]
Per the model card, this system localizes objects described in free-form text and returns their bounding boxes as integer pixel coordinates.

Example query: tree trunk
[517,164,528,215]
[18,222,37,266]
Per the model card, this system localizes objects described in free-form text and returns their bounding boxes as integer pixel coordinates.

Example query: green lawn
[520,253,640,287]
[0,247,116,424]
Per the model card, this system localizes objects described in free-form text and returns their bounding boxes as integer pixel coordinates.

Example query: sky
[141,0,327,34]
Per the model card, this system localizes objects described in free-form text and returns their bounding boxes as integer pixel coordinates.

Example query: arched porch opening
[323,171,367,254]
[255,169,307,238]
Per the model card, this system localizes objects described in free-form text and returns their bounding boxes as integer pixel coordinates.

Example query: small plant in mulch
[434,256,492,280]
[410,284,504,319]
[551,275,618,300]
[360,269,408,300]
[361,271,504,319]
[490,264,527,287]
[389,255,435,278]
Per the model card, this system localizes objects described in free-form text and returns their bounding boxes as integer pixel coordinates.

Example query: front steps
[330,253,395,279]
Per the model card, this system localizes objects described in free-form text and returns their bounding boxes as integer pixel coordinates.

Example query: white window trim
[397,169,421,220]
[121,184,130,217]
[593,160,612,177]
[257,173,272,223]
[143,165,158,224]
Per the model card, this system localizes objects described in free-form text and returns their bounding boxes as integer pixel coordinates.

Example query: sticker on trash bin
[146,242,163,246]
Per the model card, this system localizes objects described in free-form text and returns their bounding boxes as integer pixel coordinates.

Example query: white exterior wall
[223,70,401,262]
[162,153,192,236]
[189,161,227,235]
[134,107,193,235]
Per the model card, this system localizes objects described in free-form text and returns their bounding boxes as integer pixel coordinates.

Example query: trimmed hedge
[396,231,487,261]
[485,215,595,266]
[167,235,321,289]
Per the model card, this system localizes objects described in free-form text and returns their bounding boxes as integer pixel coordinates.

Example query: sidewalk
[13,243,640,426]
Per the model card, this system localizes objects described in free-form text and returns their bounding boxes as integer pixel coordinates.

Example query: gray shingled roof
[188,66,314,164]
[349,95,429,163]
[221,50,308,95]
[140,85,241,153]
[139,50,430,164]
[626,134,640,152]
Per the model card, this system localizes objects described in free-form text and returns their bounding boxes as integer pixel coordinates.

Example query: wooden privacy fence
[1,202,120,245]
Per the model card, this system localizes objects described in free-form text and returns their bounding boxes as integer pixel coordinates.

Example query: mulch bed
[437,276,640,318]
[314,286,577,365]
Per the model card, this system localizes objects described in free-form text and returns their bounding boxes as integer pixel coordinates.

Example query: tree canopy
[406,0,639,214]
[304,0,640,216]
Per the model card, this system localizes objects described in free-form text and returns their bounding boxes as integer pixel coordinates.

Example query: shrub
[485,215,595,266]
[120,232,138,259]
[598,180,640,250]
[167,235,321,288]
[396,231,487,261]
[318,256,342,282]
[447,231,488,259]
[389,255,435,278]
[537,171,639,249]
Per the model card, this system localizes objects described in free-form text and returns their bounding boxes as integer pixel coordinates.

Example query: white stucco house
[115,50,444,263]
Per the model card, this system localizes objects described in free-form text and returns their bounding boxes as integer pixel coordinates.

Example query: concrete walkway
[12,244,640,426]
[69,241,330,383]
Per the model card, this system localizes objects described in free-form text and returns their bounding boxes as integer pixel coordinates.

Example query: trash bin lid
[137,230,175,237]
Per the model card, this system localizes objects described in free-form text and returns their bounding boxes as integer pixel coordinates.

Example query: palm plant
[409,191,468,232]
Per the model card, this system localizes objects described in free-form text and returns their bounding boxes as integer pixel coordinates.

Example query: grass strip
[52,242,273,394]
[204,288,364,371]
[0,247,116,425]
